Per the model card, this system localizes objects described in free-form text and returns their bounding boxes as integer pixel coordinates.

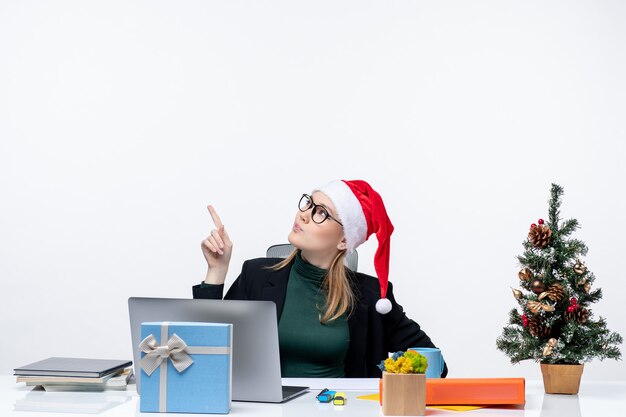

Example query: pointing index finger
[207,205,224,229]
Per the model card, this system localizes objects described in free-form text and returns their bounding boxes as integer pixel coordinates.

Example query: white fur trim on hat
[314,180,368,252]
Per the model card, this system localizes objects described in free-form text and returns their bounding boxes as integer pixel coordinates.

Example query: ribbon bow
[139,333,194,376]
[527,300,555,315]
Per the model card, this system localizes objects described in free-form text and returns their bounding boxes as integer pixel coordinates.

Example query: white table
[2,376,625,416]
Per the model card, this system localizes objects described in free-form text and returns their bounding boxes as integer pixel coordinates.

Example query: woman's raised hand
[201,205,233,284]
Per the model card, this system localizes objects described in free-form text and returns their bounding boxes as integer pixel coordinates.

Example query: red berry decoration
[538,219,545,225]
[567,305,576,313]
[531,223,537,228]
[522,315,529,327]
[570,297,578,305]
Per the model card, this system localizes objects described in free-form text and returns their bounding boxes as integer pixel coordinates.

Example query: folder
[425,378,525,405]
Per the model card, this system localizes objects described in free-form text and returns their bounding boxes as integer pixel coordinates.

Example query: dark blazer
[193,257,448,378]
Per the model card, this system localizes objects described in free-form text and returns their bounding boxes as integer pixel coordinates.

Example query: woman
[192,179,448,378]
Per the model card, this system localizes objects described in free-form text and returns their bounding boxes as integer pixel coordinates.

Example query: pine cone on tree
[564,307,590,324]
[528,224,552,248]
[541,283,565,302]
[528,316,551,338]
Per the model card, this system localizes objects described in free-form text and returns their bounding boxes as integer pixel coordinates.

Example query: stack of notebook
[14,357,133,391]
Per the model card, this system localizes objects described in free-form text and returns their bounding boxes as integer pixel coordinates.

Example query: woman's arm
[192,282,225,299]
[201,205,233,285]
[193,205,234,299]
[192,260,251,300]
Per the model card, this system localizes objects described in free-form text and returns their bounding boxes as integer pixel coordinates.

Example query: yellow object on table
[333,392,346,406]
[356,394,486,412]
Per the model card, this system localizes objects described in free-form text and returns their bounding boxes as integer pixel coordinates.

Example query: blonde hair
[270,249,355,323]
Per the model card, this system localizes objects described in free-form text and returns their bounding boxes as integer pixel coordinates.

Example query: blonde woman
[193,180,448,378]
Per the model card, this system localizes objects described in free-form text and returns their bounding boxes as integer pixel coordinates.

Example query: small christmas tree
[497,184,622,365]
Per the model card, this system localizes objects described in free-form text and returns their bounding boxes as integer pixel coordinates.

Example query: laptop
[128,297,308,403]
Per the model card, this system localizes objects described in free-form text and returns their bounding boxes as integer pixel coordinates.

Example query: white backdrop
[1,0,625,380]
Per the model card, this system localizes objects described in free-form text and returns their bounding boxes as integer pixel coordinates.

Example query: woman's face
[288,191,346,253]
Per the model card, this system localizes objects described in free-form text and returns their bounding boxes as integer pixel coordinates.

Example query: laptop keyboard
[282,385,308,400]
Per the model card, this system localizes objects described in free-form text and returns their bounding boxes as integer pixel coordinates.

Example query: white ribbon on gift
[138,321,231,412]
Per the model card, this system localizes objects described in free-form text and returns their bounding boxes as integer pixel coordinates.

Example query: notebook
[14,357,132,378]
[128,297,309,403]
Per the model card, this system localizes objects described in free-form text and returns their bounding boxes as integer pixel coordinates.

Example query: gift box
[139,321,232,414]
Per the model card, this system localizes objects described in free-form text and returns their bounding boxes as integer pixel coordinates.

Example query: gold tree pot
[540,363,584,395]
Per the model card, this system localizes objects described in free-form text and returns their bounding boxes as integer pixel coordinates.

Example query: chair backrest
[266,243,358,272]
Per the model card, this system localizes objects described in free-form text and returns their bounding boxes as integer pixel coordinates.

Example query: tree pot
[381,372,426,416]
[540,363,584,395]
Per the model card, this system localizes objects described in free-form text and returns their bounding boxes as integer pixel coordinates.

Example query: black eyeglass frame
[298,194,343,226]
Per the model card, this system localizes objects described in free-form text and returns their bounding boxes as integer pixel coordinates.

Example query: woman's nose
[299,210,310,223]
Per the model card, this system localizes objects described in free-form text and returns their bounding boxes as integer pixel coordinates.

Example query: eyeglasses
[298,194,343,226]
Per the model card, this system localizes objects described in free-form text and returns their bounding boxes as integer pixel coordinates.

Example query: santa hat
[314,180,395,314]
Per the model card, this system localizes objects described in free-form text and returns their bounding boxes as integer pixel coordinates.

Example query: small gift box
[139,321,232,414]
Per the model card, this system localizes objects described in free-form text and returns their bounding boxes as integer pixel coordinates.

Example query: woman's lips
[293,223,302,232]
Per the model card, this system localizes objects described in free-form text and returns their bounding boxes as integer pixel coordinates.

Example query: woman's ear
[337,238,347,251]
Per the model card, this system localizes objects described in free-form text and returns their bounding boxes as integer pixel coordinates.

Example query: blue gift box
[139,321,232,414]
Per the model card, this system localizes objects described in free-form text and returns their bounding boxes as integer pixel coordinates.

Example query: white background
[1,0,625,380]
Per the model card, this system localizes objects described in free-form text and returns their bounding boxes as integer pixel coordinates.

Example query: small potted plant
[379,351,429,416]
[496,184,622,394]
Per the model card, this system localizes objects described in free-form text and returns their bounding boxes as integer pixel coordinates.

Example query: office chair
[266,243,358,272]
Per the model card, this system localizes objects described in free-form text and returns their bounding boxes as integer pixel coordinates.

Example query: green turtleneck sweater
[277,252,350,377]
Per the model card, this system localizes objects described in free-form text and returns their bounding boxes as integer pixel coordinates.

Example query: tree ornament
[522,314,529,327]
[529,316,551,338]
[528,223,552,248]
[577,308,590,324]
[527,300,555,315]
[538,219,545,225]
[531,280,546,294]
[577,278,592,294]
[511,288,523,300]
[542,345,552,356]
[564,307,589,323]
[544,283,565,302]
[518,268,533,281]
[573,259,587,275]
[542,338,558,356]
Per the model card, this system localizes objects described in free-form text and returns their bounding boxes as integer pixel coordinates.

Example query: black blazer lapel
[261,262,292,320]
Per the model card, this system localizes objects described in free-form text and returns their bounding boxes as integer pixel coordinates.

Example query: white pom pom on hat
[375,298,393,315]
[314,180,395,314]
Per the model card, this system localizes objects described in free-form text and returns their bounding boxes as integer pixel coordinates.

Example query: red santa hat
[314,180,395,314]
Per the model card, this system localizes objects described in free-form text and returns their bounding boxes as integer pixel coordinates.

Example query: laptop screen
[128,297,290,402]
